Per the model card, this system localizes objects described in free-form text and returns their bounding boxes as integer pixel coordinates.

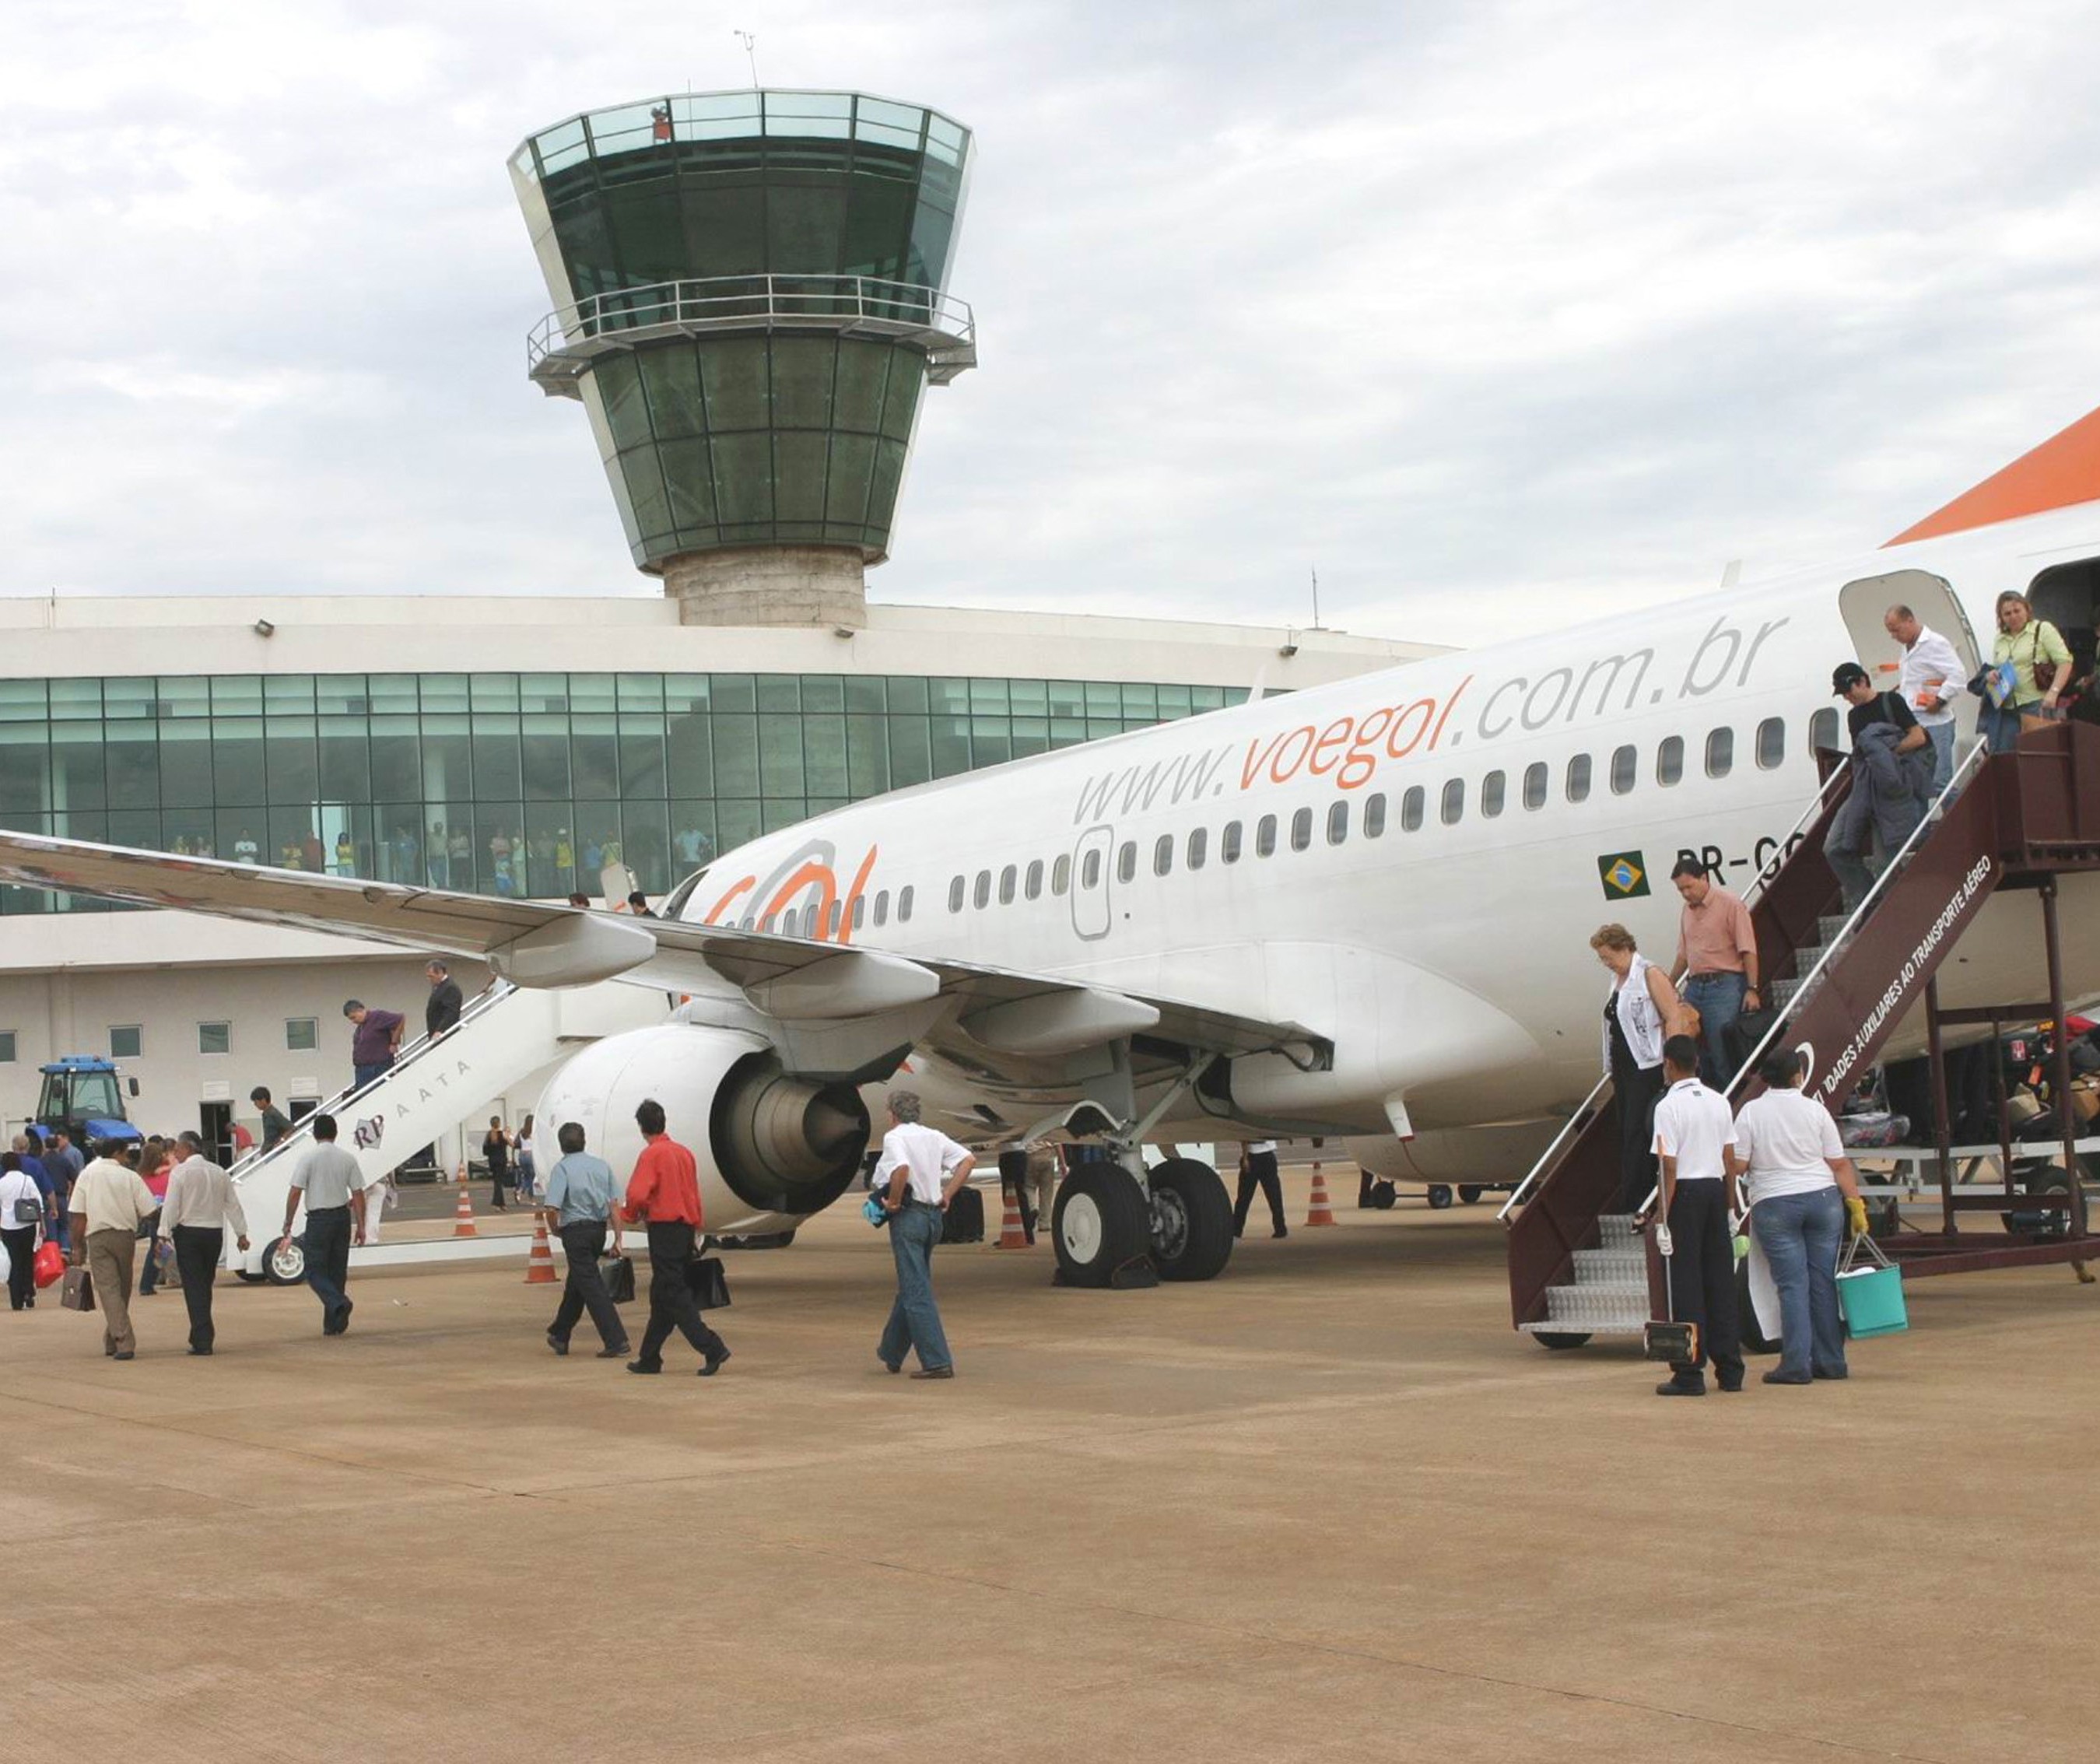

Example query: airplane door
[1837,568,1981,744]
[1070,824,1113,941]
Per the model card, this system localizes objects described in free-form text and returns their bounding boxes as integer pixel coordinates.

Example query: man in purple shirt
[343,998,405,1090]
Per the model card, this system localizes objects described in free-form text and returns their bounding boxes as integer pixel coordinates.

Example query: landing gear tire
[1051,1166,1153,1289]
[1458,1184,1484,1205]
[1534,1331,1592,1350]
[1145,1159,1234,1282]
[1366,1179,1397,1211]
[1426,1184,1454,1210]
[264,1236,307,1286]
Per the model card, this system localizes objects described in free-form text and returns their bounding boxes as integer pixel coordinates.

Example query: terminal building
[0,89,1437,1161]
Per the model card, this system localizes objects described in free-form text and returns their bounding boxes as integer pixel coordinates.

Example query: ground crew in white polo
[1645,1034,1744,1397]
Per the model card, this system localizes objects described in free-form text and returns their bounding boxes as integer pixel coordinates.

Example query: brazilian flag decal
[1597,851,1649,900]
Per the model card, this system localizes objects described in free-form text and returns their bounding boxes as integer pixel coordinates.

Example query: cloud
[5,0,2100,635]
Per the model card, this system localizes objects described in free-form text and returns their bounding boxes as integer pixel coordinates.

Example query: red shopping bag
[33,1240,66,1289]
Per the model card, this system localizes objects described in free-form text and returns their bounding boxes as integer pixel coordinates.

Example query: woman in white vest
[1591,923,1688,1214]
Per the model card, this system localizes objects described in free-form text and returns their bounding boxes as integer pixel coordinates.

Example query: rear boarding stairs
[1502,720,2100,1348]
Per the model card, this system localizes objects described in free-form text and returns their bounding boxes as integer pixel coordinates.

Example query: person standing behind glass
[1982,590,2071,752]
[873,1090,974,1380]
[1591,923,1687,1215]
[1734,1051,1869,1386]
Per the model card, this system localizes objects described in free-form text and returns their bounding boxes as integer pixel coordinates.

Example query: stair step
[1772,976,1806,1011]
[1573,1247,1645,1282]
[1545,1280,1649,1327]
[1818,914,1851,944]
[1520,1317,1645,1338]
[1597,1213,1639,1247]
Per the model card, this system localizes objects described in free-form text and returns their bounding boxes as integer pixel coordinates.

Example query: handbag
[33,1240,66,1289]
[2031,621,2062,694]
[60,1264,95,1313]
[1836,1232,1908,1338]
[602,1251,636,1305]
[685,1254,731,1310]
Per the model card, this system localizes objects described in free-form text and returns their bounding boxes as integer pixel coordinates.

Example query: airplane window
[874,889,890,927]
[801,904,818,938]
[1222,820,1243,863]
[1610,745,1636,794]
[948,876,964,914]
[1188,827,1207,870]
[1117,842,1136,883]
[974,870,991,910]
[1364,793,1387,838]
[1756,716,1786,770]
[1256,814,1278,857]
[1481,770,1506,818]
[899,886,914,921]
[1327,800,1348,844]
[1657,736,1684,786]
[1441,779,1464,824]
[1053,854,1071,895]
[1706,728,1733,779]
[998,864,1016,905]
[762,912,777,932]
[739,915,755,931]
[1288,807,1312,851]
[1567,753,1592,803]
[1154,834,1173,876]
[1401,786,1424,831]
[1523,763,1547,810]
[1810,707,1839,753]
[852,896,865,931]
[1082,850,1102,889]
[827,901,843,937]
[1025,859,1043,900]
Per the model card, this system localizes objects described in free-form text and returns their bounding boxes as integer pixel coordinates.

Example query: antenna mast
[734,30,759,87]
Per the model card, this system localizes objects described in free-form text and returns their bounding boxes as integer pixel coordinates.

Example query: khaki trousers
[86,1229,138,1355]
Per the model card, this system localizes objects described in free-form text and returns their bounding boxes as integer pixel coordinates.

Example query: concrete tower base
[661,546,869,629]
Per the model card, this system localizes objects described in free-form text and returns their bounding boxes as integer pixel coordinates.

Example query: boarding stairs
[1502,720,2100,1344]
[224,980,573,1282]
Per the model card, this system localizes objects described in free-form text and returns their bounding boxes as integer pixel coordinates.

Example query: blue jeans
[878,1201,952,1372]
[1922,721,1955,795]
[304,1205,353,1324]
[1824,793,1924,914]
[352,1057,393,1092]
[1982,701,2025,754]
[1681,972,1746,1089]
[1751,1187,1846,1379]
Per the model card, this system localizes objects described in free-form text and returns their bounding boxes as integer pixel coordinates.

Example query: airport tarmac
[4,1181,2096,1763]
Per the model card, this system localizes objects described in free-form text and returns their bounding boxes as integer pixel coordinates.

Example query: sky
[5,0,2099,640]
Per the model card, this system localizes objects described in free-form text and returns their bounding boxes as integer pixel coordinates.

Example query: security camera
[253,619,275,637]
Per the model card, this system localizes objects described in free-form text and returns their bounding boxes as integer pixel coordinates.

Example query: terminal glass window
[286,1018,317,1051]
[1401,787,1424,832]
[1290,807,1313,851]
[1657,736,1684,787]
[198,1022,231,1056]
[1481,770,1506,818]
[1441,779,1464,825]
[1755,717,1786,770]
[1706,728,1733,778]
[1523,763,1548,810]
[1566,754,1592,803]
[0,1032,12,1063]
[110,1025,143,1059]
[1609,745,1636,794]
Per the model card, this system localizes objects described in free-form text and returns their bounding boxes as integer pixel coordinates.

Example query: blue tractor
[33,1057,143,1150]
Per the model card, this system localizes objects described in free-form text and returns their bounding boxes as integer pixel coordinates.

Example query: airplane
[4,405,2099,1288]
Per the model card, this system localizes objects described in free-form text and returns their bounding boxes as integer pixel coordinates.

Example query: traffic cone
[452,1166,478,1239]
[524,1216,558,1284]
[994,1181,1029,1249]
[1306,1160,1337,1228]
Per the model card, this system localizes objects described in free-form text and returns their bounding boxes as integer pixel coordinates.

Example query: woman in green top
[1983,591,2072,752]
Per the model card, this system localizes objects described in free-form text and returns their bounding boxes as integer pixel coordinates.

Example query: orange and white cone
[452,1167,479,1239]
[995,1181,1029,1249]
[1306,1161,1337,1228]
[524,1216,558,1284]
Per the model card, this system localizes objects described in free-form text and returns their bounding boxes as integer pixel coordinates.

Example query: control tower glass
[510,91,974,579]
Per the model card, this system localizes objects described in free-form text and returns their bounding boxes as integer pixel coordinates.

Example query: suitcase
[602,1253,636,1305]
[941,1185,985,1244]
[60,1264,95,1313]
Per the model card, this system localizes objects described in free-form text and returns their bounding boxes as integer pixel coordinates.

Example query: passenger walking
[359,1168,396,1243]
[1232,1140,1288,1239]
[1592,924,1688,1215]
[872,1090,973,1380]
[483,1117,513,1211]
[156,1130,249,1355]
[343,998,405,1090]
[1884,603,1965,794]
[251,1087,292,1152]
[1643,1036,1744,1397]
[1980,591,2072,753]
[67,1142,157,1360]
[277,1113,366,1337]
[1735,1052,1869,1385]
[45,1128,83,1253]
[136,1136,172,1297]
[1825,663,1932,914]
[1025,1140,1060,1241]
[424,959,463,1038]
[539,1121,631,1359]
[1,1153,47,1310]
[1671,857,1762,1089]
[619,1099,728,1376]
[997,1147,1034,1242]
[515,1114,538,1201]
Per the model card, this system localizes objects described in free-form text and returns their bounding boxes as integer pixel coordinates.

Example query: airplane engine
[535,1025,871,1234]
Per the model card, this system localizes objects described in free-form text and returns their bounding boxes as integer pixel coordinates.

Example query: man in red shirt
[619,1099,729,1376]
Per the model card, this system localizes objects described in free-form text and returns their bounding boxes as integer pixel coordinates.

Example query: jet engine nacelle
[535,1026,871,1235]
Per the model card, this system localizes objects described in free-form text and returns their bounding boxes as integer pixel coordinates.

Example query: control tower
[510,90,976,627]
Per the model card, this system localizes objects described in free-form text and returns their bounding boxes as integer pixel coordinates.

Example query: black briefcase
[685,1255,731,1310]
[602,1253,636,1305]
[941,1185,985,1244]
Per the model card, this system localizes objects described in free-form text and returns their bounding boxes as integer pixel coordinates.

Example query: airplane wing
[0,831,1327,1072]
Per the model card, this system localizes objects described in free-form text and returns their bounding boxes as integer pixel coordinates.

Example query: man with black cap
[1824,662,1932,914]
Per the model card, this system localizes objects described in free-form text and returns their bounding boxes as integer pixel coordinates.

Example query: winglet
[1887,402,2100,546]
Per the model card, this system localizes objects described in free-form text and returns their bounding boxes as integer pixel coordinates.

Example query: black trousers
[552,1219,628,1350]
[637,1220,726,1369]
[138,1208,163,1294]
[1614,1063,1668,1215]
[2,1224,34,1308]
[305,1205,353,1325]
[998,1150,1034,1243]
[489,1166,509,1209]
[1664,1180,1742,1380]
[1233,1152,1285,1235]
[172,1225,223,1350]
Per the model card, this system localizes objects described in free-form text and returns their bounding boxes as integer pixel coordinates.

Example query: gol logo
[704,840,878,943]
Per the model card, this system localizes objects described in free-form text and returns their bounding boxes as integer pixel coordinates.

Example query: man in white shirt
[156,1130,250,1355]
[278,1113,367,1337]
[67,1144,158,1360]
[1643,1036,1744,1397]
[872,1091,975,1380]
[1885,603,1965,794]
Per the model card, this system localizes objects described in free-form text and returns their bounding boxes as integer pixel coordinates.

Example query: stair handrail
[227,979,517,1186]
[1495,757,1863,1224]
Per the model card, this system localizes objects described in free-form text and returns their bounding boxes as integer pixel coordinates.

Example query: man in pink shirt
[1672,857,1762,1089]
